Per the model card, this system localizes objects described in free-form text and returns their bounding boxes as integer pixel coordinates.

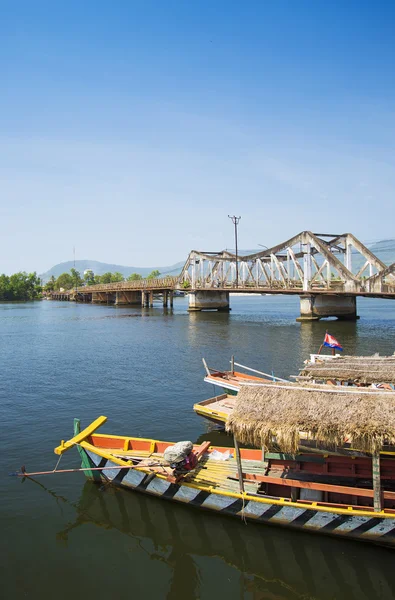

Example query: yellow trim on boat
[54,416,107,455]
[193,403,227,422]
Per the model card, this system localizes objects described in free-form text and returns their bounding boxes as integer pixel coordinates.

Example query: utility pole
[228,215,241,288]
[73,246,77,296]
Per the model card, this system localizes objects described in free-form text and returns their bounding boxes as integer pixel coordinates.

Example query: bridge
[51,231,395,321]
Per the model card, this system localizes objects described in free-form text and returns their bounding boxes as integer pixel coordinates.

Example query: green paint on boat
[73,418,102,481]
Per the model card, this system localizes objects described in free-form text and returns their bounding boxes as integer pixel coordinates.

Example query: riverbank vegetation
[0,268,164,300]
[44,269,162,291]
[0,272,42,301]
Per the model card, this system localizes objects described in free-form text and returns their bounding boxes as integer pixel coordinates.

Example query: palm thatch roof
[225,382,395,454]
[300,354,395,385]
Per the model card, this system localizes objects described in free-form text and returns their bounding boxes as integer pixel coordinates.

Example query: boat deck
[196,395,236,415]
[108,447,264,495]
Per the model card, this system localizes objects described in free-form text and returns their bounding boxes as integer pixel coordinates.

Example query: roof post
[233,434,245,494]
[372,453,382,512]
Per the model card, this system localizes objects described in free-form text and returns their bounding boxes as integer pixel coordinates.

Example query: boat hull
[82,446,395,548]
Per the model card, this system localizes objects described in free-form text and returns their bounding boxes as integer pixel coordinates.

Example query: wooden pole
[202,358,211,376]
[372,453,382,512]
[231,355,235,375]
[14,464,149,478]
[233,435,245,494]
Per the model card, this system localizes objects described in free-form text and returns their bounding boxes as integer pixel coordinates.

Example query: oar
[10,462,163,478]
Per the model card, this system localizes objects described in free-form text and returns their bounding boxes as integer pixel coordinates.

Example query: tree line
[0,268,163,300]
[44,269,161,291]
[0,272,42,301]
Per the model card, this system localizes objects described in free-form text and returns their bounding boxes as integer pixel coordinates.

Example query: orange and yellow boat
[53,415,395,548]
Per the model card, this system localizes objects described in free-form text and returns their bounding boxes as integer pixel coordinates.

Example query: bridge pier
[188,291,230,312]
[115,291,141,305]
[296,294,358,322]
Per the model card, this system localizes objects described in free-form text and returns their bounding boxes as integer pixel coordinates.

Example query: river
[1,296,395,599]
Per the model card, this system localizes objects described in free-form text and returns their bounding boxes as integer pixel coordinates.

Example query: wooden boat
[193,393,235,425]
[297,353,395,389]
[202,358,287,393]
[194,382,395,436]
[53,415,395,547]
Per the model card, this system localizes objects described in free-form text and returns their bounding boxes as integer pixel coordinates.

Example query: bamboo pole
[13,463,160,478]
[372,453,382,512]
[233,362,289,383]
[233,435,245,494]
[202,358,211,376]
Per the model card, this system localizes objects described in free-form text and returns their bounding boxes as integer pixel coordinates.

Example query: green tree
[0,274,11,300]
[55,273,73,290]
[99,272,112,284]
[70,268,83,288]
[127,273,143,281]
[84,270,96,286]
[111,272,124,282]
[7,272,41,300]
[147,270,161,279]
[44,275,56,292]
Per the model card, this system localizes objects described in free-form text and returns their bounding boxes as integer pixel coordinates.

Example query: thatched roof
[225,382,395,454]
[300,354,395,384]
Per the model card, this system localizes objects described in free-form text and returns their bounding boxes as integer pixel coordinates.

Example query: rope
[53,454,63,472]
[240,493,247,524]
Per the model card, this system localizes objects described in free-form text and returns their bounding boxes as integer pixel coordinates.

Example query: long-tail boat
[202,357,287,394]
[53,402,395,547]
[297,353,395,388]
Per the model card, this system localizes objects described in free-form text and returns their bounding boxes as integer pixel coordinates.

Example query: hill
[368,239,395,266]
[40,259,184,282]
[39,239,395,283]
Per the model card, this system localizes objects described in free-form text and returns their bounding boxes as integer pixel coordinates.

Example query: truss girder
[179,232,395,295]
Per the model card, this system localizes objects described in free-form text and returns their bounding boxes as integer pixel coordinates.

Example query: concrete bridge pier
[188,291,230,312]
[296,294,358,322]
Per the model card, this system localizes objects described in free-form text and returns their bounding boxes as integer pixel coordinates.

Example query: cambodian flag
[323,333,343,351]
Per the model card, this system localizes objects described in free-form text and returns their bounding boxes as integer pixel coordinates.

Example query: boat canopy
[300,354,395,385]
[225,382,395,454]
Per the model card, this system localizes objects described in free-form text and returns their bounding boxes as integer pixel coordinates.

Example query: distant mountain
[40,259,184,282]
[368,239,395,266]
[39,239,395,282]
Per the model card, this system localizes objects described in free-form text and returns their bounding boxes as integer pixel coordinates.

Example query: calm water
[1,296,395,599]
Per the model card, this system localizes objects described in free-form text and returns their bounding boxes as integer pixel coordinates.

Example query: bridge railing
[52,277,179,295]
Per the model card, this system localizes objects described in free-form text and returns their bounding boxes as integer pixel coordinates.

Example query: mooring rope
[53,453,63,472]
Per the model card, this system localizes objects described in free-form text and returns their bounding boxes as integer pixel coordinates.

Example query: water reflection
[53,481,393,600]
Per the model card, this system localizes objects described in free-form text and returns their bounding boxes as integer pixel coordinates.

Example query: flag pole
[317,330,327,355]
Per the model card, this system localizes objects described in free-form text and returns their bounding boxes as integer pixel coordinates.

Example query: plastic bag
[208,449,231,461]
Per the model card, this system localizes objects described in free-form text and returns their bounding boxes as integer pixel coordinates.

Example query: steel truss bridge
[180,231,395,297]
[51,232,395,319]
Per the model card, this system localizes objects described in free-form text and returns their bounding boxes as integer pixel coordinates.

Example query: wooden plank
[239,472,395,501]
[54,416,107,455]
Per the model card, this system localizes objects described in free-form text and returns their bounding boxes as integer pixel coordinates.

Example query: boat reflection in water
[56,480,393,600]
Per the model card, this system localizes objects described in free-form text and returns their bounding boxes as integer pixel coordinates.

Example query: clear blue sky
[1,0,394,273]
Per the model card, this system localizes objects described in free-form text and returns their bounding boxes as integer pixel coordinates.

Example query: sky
[1,0,395,274]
